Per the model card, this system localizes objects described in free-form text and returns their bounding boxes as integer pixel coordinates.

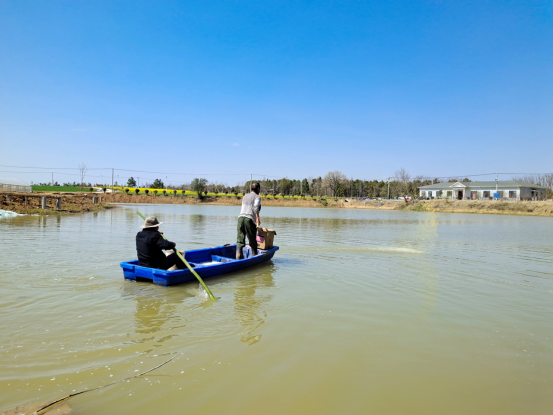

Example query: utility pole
[137,177,140,187]
[51,172,53,186]
[495,173,498,199]
[387,178,391,199]
[111,168,114,193]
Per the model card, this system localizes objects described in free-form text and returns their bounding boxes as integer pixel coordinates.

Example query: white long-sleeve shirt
[238,192,261,222]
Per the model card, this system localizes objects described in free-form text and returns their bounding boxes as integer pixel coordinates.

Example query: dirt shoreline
[394,199,553,217]
[103,194,553,217]
[2,192,553,217]
[0,192,113,215]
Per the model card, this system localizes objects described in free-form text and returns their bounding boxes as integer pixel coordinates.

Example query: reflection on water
[188,214,206,235]
[1,204,553,415]
[414,211,440,318]
[234,266,275,345]
[292,245,425,254]
[125,285,185,334]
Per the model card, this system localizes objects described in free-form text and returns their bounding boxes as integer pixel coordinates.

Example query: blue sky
[0,0,551,186]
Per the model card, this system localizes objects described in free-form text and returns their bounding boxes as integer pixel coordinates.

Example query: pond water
[1,204,552,414]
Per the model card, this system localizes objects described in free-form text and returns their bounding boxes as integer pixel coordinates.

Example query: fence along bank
[419,181,548,201]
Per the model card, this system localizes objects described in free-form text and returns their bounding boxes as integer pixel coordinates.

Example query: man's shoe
[236,248,243,260]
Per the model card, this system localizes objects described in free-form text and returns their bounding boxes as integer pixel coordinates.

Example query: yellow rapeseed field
[112,186,325,199]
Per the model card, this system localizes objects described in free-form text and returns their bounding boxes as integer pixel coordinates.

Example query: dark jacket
[136,228,175,269]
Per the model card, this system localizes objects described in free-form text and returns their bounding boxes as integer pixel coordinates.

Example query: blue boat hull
[120,244,279,286]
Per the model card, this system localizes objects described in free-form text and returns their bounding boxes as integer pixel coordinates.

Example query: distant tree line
[121,170,553,199]
[123,170,445,199]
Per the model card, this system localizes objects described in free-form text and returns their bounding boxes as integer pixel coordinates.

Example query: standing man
[236,182,261,259]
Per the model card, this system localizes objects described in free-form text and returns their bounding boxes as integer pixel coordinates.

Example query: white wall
[420,187,546,200]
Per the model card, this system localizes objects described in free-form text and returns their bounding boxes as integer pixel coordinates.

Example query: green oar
[137,210,216,302]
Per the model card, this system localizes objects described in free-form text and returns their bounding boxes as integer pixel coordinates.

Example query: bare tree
[393,168,411,196]
[314,177,323,197]
[413,175,432,182]
[323,171,347,197]
[512,173,553,198]
[78,163,88,189]
[394,168,411,183]
[207,182,218,194]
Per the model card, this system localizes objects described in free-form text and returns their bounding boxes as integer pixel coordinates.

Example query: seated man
[136,216,185,270]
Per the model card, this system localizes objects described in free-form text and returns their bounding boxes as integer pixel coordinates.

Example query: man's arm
[155,232,176,250]
[254,196,261,226]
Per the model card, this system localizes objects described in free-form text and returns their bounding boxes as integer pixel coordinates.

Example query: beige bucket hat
[141,216,163,228]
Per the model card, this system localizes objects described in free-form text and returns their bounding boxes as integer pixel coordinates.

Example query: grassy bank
[32,185,339,200]
[395,199,553,217]
[32,185,91,192]
[100,193,335,208]
[9,191,553,217]
[100,193,553,216]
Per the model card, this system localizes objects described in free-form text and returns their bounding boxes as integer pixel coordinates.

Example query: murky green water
[1,204,552,414]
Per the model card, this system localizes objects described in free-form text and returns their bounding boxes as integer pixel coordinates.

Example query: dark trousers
[160,252,186,270]
[237,216,258,255]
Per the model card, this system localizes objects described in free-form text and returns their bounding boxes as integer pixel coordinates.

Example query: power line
[0,170,274,186]
[2,164,551,183]
[0,164,281,178]
[113,168,281,177]
[0,164,110,170]
[423,172,552,179]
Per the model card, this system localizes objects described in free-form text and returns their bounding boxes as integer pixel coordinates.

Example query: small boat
[120,244,279,286]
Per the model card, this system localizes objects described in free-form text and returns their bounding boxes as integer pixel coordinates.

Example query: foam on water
[290,246,425,255]
[0,209,24,217]
[196,284,210,301]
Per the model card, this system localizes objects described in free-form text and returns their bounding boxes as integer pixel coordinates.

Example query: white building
[418,181,547,201]
[0,177,32,192]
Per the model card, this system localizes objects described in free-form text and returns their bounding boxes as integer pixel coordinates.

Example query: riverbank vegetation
[395,199,553,217]
[31,170,553,200]
[87,193,553,217]
[6,190,552,217]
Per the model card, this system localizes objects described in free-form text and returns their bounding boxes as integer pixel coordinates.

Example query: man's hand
[159,231,164,235]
